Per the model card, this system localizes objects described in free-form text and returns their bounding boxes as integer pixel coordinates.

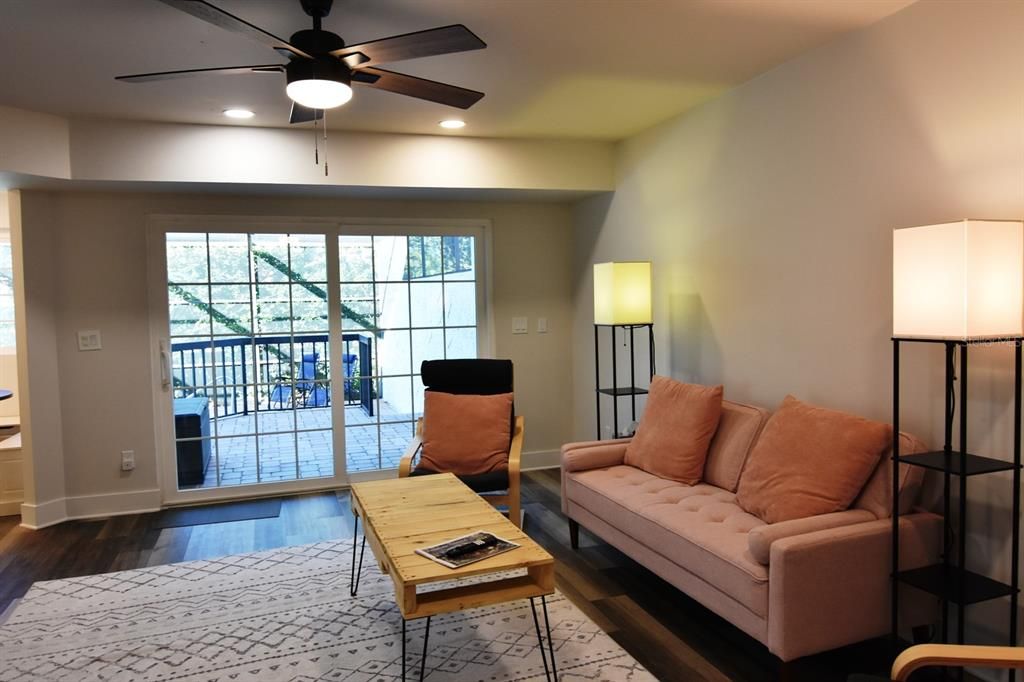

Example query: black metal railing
[171,333,374,418]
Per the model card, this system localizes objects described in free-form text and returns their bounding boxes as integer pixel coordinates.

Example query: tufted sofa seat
[561,399,943,662]
[569,466,768,616]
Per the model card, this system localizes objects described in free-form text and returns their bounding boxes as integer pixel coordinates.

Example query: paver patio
[184,402,416,489]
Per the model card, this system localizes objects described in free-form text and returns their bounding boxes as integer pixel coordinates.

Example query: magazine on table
[415,531,519,569]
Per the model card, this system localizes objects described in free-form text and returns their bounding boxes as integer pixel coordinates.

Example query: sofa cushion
[736,396,892,524]
[624,377,723,485]
[703,400,771,492]
[565,464,768,617]
[854,432,927,518]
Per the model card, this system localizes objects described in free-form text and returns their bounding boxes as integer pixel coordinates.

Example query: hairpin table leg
[349,515,366,597]
[419,616,431,681]
[531,597,552,681]
[542,595,557,680]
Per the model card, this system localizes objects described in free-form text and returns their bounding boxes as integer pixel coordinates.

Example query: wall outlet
[512,317,528,334]
[121,449,135,472]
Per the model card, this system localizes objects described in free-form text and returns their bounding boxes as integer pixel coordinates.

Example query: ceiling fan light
[286,78,352,109]
[285,58,352,110]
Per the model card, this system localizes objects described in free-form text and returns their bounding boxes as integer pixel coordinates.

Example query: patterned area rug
[0,540,654,681]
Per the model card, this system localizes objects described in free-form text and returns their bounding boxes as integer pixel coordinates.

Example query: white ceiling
[0,0,915,140]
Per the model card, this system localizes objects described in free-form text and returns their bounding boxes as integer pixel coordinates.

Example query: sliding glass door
[152,220,487,503]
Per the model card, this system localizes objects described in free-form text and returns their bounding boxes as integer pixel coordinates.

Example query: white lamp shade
[893,220,1024,340]
[594,261,652,325]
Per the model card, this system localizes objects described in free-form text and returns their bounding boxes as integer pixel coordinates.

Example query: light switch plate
[78,329,102,351]
[512,317,528,334]
[537,317,548,333]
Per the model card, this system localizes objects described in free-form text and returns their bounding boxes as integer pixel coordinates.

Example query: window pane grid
[167,231,331,490]
[340,233,478,474]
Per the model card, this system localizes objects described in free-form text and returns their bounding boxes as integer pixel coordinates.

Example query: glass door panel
[165,231,332,491]
[339,233,479,474]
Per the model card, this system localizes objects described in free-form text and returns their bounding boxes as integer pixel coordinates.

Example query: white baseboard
[19,497,68,529]
[66,488,162,519]
[20,488,162,529]
[15,455,560,531]
[521,449,559,471]
[0,499,22,517]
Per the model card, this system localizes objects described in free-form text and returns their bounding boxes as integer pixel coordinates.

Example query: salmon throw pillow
[420,391,513,475]
[736,395,892,523]
[624,376,724,485]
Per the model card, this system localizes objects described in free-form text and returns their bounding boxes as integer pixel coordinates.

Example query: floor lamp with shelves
[594,323,654,439]
[890,219,1023,666]
[592,261,654,440]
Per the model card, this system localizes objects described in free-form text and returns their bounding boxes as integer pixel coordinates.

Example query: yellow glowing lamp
[593,262,652,325]
[893,220,1024,340]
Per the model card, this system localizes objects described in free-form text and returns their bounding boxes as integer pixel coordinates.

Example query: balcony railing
[170,333,374,418]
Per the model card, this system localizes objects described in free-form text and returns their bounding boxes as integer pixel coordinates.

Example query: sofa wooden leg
[569,519,580,550]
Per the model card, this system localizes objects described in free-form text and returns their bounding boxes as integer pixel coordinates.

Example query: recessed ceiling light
[439,119,466,129]
[223,108,255,119]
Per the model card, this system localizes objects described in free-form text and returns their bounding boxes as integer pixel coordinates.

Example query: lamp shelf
[597,387,649,397]
[895,451,1021,476]
[896,564,1017,606]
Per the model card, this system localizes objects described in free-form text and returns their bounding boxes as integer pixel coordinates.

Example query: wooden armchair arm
[506,415,524,527]
[398,418,424,478]
[508,415,524,476]
[892,644,1024,681]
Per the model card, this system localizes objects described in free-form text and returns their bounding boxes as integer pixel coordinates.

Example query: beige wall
[16,190,574,509]
[572,0,1023,645]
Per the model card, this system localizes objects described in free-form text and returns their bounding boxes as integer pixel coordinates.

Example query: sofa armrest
[560,440,630,473]
[767,512,942,662]
[561,437,632,456]
[560,439,632,514]
[748,509,877,565]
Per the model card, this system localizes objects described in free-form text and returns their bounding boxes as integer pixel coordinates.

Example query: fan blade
[156,0,312,59]
[289,103,323,124]
[330,24,485,67]
[116,64,283,83]
[354,67,484,109]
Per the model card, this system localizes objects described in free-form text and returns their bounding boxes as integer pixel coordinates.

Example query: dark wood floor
[0,470,900,681]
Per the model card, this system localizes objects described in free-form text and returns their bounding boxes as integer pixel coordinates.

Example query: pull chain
[323,108,329,176]
[313,113,319,165]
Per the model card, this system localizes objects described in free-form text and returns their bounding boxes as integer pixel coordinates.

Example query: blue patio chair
[342,353,357,401]
[296,352,329,407]
[270,352,329,408]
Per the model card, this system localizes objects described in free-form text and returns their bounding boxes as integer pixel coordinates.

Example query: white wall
[9,190,67,526]
[0,109,613,194]
[0,190,20,515]
[0,106,71,179]
[67,120,615,193]
[572,0,1024,653]
[16,190,575,524]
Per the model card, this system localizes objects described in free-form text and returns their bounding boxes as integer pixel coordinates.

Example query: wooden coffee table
[348,473,557,681]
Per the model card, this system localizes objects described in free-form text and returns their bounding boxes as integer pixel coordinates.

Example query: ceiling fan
[116,0,487,124]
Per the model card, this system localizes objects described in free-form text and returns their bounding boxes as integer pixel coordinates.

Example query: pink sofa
[561,399,942,662]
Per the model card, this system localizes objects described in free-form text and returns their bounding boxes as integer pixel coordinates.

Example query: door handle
[160,341,171,389]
